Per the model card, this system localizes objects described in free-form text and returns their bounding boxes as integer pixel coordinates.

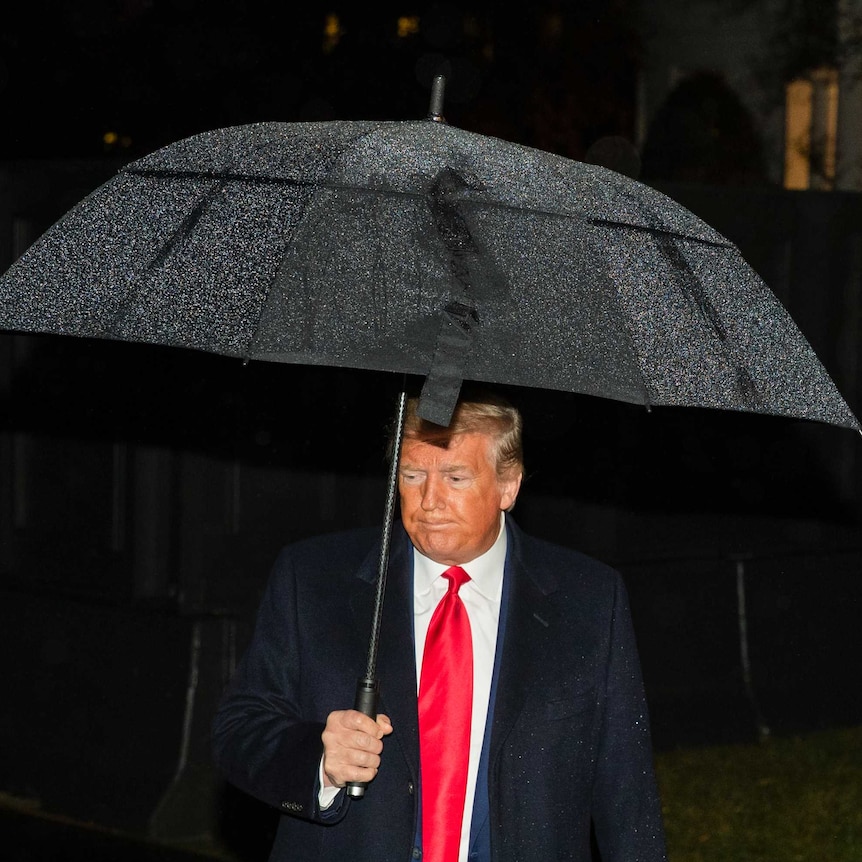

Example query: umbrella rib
[125,167,733,250]
[587,218,734,249]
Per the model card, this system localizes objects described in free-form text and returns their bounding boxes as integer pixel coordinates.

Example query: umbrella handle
[345,676,380,799]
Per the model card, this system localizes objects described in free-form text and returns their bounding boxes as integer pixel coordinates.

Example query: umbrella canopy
[0,115,857,430]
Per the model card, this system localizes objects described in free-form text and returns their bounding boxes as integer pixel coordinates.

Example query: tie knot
[442,566,470,594]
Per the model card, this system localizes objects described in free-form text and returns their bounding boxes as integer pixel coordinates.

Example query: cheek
[464,495,498,525]
[399,488,419,516]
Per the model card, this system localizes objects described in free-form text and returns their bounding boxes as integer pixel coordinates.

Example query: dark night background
[1,2,641,162]
[1,2,861,859]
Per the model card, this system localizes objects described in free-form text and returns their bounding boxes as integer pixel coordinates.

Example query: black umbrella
[1,78,858,793]
[1,83,856,430]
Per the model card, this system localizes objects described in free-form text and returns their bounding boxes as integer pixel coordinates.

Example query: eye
[400,471,423,484]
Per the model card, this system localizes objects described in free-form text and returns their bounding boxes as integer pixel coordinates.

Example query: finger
[325,761,380,788]
[351,729,385,754]
[327,746,382,773]
[322,713,386,756]
[339,709,384,736]
[322,728,382,758]
[322,747,382,787]
[348,748,382,769]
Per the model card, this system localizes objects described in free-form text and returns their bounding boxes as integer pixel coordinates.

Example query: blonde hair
[399,389,524,481]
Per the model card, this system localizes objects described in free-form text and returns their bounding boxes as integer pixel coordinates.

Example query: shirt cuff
[318,757,343,810]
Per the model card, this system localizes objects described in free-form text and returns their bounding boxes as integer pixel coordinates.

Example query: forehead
[399,432,496,468]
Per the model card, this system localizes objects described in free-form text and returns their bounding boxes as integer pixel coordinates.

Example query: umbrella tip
[427,75,446,123]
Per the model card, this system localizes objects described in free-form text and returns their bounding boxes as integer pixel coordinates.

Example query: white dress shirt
[413,515,507,862]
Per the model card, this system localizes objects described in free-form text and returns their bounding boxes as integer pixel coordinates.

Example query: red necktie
[418,565,473,862]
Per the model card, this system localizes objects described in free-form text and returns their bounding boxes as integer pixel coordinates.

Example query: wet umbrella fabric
[0,118,857,430]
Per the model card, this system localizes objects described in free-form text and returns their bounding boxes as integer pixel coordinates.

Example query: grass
[2,726,860,861]
[655,725,862,861]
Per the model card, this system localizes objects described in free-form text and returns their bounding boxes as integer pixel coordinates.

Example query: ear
[498,471,523,512]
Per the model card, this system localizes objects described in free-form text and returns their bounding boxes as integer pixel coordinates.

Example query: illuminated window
[784,67,839,190]
[784,79,813,189]
[323,13,343,53]
[397,16,419,38]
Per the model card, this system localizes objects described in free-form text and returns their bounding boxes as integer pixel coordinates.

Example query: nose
[420,476,443,511]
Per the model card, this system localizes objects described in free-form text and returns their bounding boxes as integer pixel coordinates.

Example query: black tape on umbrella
[417,300,479,426]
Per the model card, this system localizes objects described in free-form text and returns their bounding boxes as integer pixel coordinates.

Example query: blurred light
[102,131,132,152]
[397,16,420,38]
[323,13,343,53]
[541,12,564,46]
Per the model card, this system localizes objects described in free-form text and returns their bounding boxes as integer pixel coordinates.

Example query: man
[212,392,667,861]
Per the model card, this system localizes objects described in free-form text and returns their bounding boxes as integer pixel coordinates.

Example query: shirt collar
[412,513,507,602]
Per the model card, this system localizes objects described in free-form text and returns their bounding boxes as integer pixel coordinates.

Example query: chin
[416,538,464,566]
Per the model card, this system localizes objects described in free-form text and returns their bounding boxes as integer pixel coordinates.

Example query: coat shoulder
[511,524,622,589]
[269,525,382,585]
[521,532,618,574]
[278,525,381,562]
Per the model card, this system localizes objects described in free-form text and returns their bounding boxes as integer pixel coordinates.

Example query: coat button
[412,848,421,859]
[407,781,414,795]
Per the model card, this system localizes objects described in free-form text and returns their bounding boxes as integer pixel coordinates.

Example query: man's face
[398,431,522,566]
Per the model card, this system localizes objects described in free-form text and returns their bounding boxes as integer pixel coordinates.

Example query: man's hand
[321,710,393,788]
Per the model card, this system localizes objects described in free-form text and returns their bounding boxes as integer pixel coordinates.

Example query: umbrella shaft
[363,387,408,679]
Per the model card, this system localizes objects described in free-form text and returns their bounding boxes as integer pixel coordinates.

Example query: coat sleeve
[591,573,667,862]
[211,547,350,825]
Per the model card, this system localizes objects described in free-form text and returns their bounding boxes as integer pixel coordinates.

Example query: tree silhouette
[640,70,768,186]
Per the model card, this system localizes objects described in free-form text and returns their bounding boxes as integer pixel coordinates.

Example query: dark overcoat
[212,518,667,861]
